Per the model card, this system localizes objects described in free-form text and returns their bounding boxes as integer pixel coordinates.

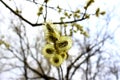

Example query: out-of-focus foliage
[0,40,10,49]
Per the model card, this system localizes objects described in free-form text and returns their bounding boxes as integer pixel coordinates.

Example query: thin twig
[57,67,61,80]
[60,66,64,80]
[0,0,86,27]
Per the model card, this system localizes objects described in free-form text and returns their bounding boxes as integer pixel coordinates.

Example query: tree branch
[0,0,86,27]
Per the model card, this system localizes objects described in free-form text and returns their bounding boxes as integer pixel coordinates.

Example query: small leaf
[84,0,94,9]
[75,9,80,13]
[44,0,49,3]
[64,11,68,16]
[95,8,100,17]
[60,17,66,22]
[100,11,106,15]
[57,6,62,13]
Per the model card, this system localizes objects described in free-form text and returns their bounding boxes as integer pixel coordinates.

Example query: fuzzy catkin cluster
[42,22,72,67]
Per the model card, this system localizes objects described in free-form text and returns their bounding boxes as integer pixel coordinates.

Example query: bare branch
[0,0,87,27]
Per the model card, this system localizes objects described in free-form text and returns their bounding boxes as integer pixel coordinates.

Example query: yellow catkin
[44,21,60,43]
[56,36,72,52]
[59,52,68,60]
[42,44,56,58]
[50,54,63,67]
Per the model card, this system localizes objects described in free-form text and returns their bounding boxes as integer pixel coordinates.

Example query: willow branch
[0,0,86,27]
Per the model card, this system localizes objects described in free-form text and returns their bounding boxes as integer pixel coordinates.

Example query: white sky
[0,0,120,80]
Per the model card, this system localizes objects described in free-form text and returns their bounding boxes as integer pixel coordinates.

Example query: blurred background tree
[0,0,120,80]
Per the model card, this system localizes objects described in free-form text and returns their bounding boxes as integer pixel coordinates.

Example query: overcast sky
[0,0,120,79]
